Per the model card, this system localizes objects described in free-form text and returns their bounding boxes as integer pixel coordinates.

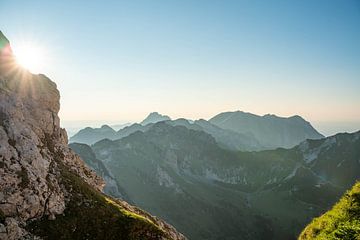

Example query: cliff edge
[0,31,185,240]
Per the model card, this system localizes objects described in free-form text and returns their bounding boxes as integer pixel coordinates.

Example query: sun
[13,42,47,74]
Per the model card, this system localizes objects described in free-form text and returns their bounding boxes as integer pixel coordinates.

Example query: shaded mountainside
[70,123,153,145]
[167,119,262,151]
[0,31,185,240]
[299,182,360,240]
[69,125,117,145]
[69,143,126,199]
[70,117,262,151]
[209,111,324,149]
[69,111,170,145]
[78,119,360,239]
[70,111,324,151]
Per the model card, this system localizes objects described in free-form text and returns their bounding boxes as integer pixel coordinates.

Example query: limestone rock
[0,30,185,240]
[0,30,105,239]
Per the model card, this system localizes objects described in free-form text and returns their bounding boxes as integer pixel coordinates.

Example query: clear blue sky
[1,0,359,135]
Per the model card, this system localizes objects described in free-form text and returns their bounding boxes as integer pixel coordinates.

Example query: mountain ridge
[209,110,324,149]
[70,111,324,151]
[76,116,360,239]
[141,112,171,126]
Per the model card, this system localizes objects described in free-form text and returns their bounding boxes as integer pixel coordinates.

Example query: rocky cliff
[0,31,185,240]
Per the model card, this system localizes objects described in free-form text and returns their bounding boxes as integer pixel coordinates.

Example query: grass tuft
[299,182,360,240]
[26,162,167,240]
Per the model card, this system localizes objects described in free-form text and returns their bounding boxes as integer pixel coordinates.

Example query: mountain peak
[209,110,324,148]
[100,124,113,130]
[140,112,171,125]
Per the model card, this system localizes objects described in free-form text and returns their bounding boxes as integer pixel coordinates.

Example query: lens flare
[13,42,47,74]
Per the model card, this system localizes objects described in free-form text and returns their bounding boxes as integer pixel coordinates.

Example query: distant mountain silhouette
[110,122,132,131]
[70,125,117,145]
[167,118,262,151]
[140,112,171,125]
[69,112,171,145]
[209,111,324,149]
[71,111,323,150]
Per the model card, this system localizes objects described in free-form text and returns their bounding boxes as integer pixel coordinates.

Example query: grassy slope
[299,182,360,240]
[26,162,167,240]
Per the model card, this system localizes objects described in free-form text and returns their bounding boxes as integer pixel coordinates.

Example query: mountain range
[70,111,324,151]
[2,29,359,240]
[71,119,360,239]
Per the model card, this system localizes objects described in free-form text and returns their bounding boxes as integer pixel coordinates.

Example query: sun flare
[13,43,47,74]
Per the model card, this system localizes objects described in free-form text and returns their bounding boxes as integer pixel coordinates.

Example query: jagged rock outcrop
[0,31,185,240]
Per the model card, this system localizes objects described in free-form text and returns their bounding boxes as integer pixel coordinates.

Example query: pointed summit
[140,112,171,126]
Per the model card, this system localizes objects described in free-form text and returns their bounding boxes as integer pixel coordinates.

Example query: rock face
[0,31,185,240]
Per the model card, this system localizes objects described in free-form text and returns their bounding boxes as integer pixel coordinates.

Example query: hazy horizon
[1,0,359,137]
[60,110,360,137]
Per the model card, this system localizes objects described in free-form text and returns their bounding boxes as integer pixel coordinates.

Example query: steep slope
[0,31,185,240]
[86,117,359,239]
[92,123,275,239]
[209,111,324,149]
[299,182,360,240]
[140,112,171,125]
[69,143,125,199]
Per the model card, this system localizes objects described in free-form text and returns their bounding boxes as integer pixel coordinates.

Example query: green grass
[26,161,167,240]
[299,182,360,240]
